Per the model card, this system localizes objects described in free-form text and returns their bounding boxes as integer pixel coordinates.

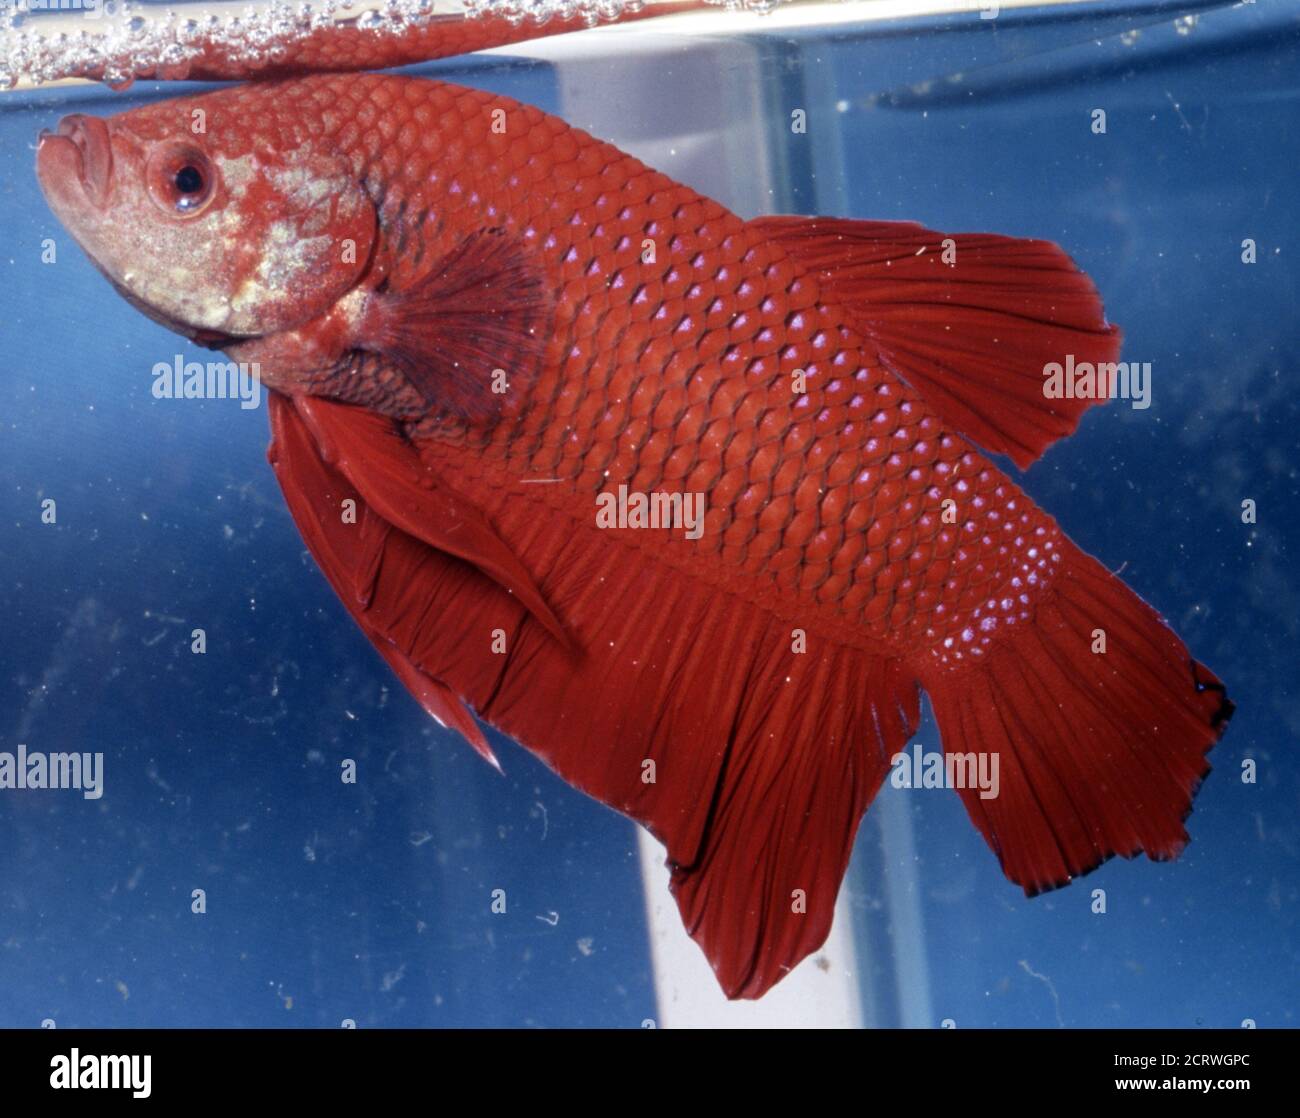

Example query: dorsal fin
[751,216,1123,469]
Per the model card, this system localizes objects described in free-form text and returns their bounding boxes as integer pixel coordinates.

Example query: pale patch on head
[41,109,377,344]
[209,144,375,335]
[335,286,370,331]
[230,221,339,323]
[220,152,257,193]
[266,160,337,208]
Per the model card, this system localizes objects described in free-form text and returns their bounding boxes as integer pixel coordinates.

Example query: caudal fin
[918,544,1232,895]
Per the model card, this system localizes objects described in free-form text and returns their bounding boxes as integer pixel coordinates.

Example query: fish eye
[174,165,204,197]
[146,142,217,218]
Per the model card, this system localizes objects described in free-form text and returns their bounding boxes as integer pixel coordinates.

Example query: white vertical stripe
[637,831,864,1028]
[552,23,866,1029]
[875,789,934,1027]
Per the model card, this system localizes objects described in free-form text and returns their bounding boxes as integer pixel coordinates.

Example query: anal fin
[268,391,923,997]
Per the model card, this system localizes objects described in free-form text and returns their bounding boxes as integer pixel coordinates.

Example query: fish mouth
[37,114,114,209]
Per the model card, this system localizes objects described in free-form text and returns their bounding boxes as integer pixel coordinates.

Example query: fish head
[36,96,377,346]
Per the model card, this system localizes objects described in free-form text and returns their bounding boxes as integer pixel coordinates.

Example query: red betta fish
[36,73,1231,999]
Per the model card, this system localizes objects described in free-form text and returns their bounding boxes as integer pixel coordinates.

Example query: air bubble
[0,0,785,89]
[1,0,786,88]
